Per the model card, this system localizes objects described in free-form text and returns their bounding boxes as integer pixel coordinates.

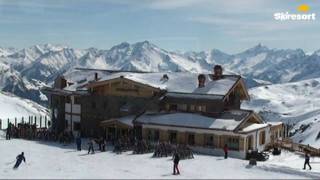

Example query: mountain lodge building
[43,66,284,159]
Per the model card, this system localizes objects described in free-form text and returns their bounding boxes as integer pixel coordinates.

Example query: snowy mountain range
[242,78,320,147]
[0,41,320,146]
[0,41,320,105]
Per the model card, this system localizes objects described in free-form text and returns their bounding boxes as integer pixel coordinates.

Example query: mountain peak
[133,40,155,48]
[239,43,269,55]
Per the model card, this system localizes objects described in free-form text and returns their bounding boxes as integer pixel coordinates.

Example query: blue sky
[0,0,319,53]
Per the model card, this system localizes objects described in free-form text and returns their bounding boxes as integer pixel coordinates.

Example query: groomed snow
[0,137,319,179]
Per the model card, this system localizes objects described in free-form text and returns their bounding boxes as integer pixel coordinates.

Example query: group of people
[5,122,57,141]
[5,123,37,140]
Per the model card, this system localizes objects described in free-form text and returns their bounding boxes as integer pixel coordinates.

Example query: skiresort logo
[274,4,316,21]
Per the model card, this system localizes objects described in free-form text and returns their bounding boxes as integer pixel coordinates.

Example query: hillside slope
[242,78,320,147]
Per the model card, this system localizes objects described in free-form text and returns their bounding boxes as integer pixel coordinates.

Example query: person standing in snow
[173,152,180,175]
[88,139,95,154]
[224,144,228,159]
[76,134,82,151]
[6,123,12,140]
[13,152,26,169]
[303,151,312,170]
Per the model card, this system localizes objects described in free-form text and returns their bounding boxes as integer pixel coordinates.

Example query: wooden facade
[43,70,284,159]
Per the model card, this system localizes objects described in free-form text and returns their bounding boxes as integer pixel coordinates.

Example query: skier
[6,123,11,140]
[173,152,180,175]
[76,135,82,151]
[224,144,228,159]
[13,152,26,169]
[88,139,95,154]
[303,151,312,170]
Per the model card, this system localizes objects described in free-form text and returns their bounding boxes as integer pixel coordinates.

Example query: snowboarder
[303,152,312,170]
[224,144,228,159]
[76,135,82,151]
[13,152,26,169]
[88,139,95,154]
[173,152,180,175]
[6,123,11,140]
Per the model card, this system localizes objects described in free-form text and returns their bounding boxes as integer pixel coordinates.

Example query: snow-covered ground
[242,78,320,147]
[0,135,319,179]
[0,91,48,129]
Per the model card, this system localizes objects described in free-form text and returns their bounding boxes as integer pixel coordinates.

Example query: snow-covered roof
[63,70,111,91]
[165,92,223,100]
[268,122,283,126]
[240,123,269,133]
[135,110,252,131]
[89,72,240,96]
[101,115,135,127]
[51,69,243,98]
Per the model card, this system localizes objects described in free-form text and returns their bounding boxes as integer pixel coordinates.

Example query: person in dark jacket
[76,135,82,151]
[303,152,312,170]
[13,152,26,169]
[6,123,11,140]
[173,152,180,175]
[224,144,228,159]
[88,139,95,154]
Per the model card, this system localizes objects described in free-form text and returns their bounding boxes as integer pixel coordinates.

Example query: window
[169,131,177,144]
[259,131,266,145]
[74,97,81,104]
[189,105,195,112]
[73,122,81,131]
[188,134,195,145]
[197,105,207,112]
[66,96,71,103]
[205,134,214,147]
[227,137,239,150]
[147,130,160,142]
[177,104,187,111]
[169,104,178,111]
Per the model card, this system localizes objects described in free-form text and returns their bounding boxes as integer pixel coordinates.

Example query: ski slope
[242,78,320,147]
[0,137,319,179]
[0,91,48,129]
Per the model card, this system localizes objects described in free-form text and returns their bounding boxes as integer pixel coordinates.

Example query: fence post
[35,116,37,126]
[15,118,17,127]
[7,118,9,127]
[0,119,2,130]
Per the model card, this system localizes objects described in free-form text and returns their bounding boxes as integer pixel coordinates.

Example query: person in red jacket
[224,144,228,159]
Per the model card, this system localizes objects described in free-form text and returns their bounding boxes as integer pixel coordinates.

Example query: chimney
[94,72,98,81]
[213,65,223,80]
[198,74,206,88]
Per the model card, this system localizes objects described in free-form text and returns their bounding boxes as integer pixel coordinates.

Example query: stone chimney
[213,65,223,80]
[94,72,98,81]
[198,74,206,88]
